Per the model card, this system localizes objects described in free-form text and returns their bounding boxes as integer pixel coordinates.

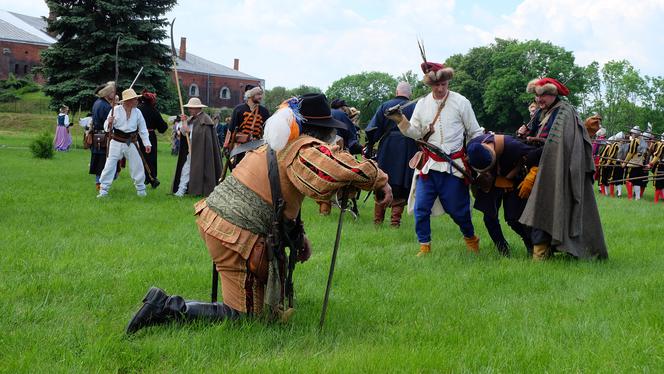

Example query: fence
[0,98,51,114]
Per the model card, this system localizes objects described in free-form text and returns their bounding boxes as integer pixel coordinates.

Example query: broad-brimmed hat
[299,93,347,130]
[120,88,141,102]
[96,81,115,98]
[183,97,207,108]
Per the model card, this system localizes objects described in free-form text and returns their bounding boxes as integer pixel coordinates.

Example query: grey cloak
[519,101,608,259]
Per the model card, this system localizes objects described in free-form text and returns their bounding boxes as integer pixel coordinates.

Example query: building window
[189,84,199,97]
[219,87,231,100]
[14,64,19,74]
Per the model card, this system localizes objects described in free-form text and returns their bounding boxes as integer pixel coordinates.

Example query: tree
[263,85,322,112]
[326,71,397,126]
[40,0,177,114]
[397,70,428,99]
[445,39,586,132]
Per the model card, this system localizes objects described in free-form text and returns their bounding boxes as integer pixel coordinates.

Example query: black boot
[126,287,241,335]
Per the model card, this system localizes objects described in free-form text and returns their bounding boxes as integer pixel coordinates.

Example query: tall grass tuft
[29,131,54,159]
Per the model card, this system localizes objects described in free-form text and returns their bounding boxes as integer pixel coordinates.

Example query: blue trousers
[414,171,474,243]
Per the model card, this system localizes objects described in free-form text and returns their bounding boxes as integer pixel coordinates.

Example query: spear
[106,34,121,155]
[170,18,191,155]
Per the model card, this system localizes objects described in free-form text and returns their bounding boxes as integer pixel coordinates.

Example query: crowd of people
[67,52,631,334]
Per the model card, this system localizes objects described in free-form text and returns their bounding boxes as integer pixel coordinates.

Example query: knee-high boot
[390,205,405,227]
[126,287,240,335]
[374,202,386,225]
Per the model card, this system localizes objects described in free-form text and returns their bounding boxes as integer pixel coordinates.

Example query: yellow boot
[417,243,431,257]
[464,235,480,253]
[532,243,551,261]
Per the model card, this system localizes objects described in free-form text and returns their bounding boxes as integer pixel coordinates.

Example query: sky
[3,0,664,90]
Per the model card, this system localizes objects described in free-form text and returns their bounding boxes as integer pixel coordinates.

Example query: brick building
[0,9,263,108]
[0,10,55,83]
[175,37,263,108]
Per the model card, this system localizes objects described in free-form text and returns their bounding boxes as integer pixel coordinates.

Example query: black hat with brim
[299,93,347,130]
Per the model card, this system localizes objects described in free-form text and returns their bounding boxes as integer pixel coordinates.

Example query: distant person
[97,89,151,198]
[53,105,72,151]
[365,81,418,227]
[89,82,115,190]
[137,90,168,188]
[171,98,223,197]
[224,85,270,166]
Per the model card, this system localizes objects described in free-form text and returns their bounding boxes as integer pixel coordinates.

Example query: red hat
[421,62,454,86]
[141,89,157,105]
[526,77,569,96]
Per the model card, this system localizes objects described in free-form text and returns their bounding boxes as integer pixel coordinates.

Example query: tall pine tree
[40,0,177,113]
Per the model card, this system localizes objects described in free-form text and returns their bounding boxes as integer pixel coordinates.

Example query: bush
[30,132,55,159]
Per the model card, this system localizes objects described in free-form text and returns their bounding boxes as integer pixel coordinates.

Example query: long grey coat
[519,101,608,259]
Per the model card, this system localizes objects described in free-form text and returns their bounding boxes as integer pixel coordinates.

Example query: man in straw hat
[97,88,151,198]
[125,93,392,334]
[171,97,222,197]
[387,60,484,256]
[518,77,608,260]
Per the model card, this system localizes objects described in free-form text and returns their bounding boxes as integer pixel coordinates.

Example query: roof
[0,9,262,82]
[0,10,55,45]
[175,48,261,82]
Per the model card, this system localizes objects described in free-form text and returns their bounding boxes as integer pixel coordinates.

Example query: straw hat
[183,97,208,108]
[120,88,141,102]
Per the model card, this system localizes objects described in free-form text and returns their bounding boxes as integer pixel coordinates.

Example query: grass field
[1,125,663,372]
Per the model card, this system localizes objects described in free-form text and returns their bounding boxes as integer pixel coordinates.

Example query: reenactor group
[594,124,664,202]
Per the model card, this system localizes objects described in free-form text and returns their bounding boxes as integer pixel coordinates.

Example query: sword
[319,186,351,331]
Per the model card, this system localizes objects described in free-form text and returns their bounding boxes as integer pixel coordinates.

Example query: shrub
[29,132,55,159]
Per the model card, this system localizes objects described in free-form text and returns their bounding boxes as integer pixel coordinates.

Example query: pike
[609,175,664,184]
[170,18,191,155]
[128,66,143,90]
[319,186,351,331]
[106,34,122,156]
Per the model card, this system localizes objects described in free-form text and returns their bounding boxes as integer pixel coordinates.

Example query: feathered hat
[263,97,305,151]
[526,77,569,96]
[418,39,454,85]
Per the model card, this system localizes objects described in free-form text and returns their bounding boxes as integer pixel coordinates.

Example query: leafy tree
[40,0,177,114]
[326,71,397,126]
[397,70,428,99]
[263,85,322,112]
[601,60,647,132]
[445,39,586,132]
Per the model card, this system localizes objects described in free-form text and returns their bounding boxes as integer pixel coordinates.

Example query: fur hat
[421,62,454,86]
[584,115,602,137]
[244,86,263,100]
[526,77,570,96]
[96,81,115,98]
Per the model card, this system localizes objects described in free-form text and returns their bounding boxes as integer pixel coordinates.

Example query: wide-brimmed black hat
[299,93,347,130]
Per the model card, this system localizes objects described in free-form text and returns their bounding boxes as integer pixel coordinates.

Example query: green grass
[1,128,663,372]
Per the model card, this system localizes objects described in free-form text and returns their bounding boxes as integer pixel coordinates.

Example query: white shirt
[104,105,151,147]
[403,91,483,177]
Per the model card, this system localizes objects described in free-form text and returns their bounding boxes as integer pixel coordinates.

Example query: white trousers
[177,154,191,194]
[99,140,146,193]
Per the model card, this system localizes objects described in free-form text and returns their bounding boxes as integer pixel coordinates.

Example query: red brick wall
[0,41,47,83]
[175,71,261,108]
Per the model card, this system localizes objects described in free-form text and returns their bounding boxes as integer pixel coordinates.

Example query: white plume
[263,106,294,151]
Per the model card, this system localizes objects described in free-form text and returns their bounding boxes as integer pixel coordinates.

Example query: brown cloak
[171,112,223,197]
[519,101,608,259]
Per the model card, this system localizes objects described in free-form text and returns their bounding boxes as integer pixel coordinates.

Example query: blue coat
[366,96,417,190]
[331,109,361,154]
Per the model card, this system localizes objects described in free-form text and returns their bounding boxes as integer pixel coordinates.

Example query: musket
[598,156,644,167]
[170,18,191,155]
[219,128,238,183]
[106,34,121,156]
[319,186,351,331]
[415,140,474,182]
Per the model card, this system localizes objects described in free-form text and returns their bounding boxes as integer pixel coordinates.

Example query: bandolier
[623,128,648,200]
